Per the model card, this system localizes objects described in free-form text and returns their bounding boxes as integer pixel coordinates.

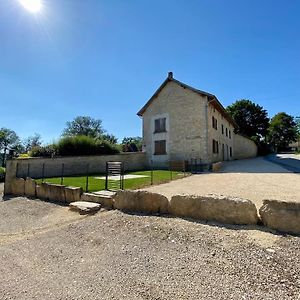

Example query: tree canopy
[227,100,269,139]
[122,137,143,152]
[0,128,20,151]
[268,112,298,150]
[23,133,42,152]
[62,116,104,138]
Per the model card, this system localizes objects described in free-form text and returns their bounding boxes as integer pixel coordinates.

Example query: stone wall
[4,152,147,195]
[233,134,257,160]
[207,103,235,163]
[7,178,300,235]
[142,81,209,167]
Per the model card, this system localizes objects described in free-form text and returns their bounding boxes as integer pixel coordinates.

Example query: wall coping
[8,152,146,162]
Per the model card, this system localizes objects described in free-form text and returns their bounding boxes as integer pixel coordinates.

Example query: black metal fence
[15,158,208,193]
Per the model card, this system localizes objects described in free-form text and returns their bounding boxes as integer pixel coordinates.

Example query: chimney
[168,71,173,79]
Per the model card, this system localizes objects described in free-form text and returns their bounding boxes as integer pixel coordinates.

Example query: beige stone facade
[138,73,257,167]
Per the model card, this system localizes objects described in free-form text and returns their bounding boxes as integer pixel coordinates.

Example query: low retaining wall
[4,152,147,195]
[7,178,300,235]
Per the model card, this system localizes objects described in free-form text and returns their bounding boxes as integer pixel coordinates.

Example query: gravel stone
[0,196,299,299]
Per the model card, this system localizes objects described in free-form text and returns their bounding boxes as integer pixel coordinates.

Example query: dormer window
[154,118,166,133]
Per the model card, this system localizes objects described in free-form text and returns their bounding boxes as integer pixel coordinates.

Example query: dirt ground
[0,197,299,300]
[142,157,300,208]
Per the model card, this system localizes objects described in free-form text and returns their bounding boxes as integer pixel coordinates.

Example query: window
[154,118,166,133]
[229,130,231,139]
[212,117,218,130]
[230,147,233,157]
[154,140,166,155]
[226,128,228,137]
[222,124,224,134]
[212,139,219,154]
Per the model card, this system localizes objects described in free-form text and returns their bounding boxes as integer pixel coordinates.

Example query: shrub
[0,167,5,182]
[56,135,120,156]
[29,144,58,158]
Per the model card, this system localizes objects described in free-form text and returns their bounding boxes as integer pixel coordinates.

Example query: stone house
[137,72,257,167]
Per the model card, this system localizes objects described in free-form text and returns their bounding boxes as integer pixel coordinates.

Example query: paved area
[142,157,300,208]
[0,198,299,299]
[267,154,300,173]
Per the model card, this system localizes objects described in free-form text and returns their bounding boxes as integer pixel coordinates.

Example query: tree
[0,128,20,151]
[227,100,269,139]
[62,116,104,138]
[295,116,300,137]
[23,133,42,152]
[122,137,143,152]
[101,134,118,144]
[0,128,21,166]
[268,112,298,151]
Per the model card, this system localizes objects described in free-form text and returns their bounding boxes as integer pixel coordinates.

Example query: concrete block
[25,177,36,198]
[169,194,258,225]
[114,190,169,214]
[259,200,300,235]
[65,186,83,203]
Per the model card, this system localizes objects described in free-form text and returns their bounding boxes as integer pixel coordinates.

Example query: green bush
[29,136,120,157]
[29,144,58,158]
[57,136,119,156]
[0,167,5,182]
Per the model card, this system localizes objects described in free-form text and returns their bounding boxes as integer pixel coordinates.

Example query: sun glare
[19,0,42,13]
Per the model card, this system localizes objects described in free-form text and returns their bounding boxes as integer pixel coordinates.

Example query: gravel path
[142,157,300,208]
[0,203,299,300]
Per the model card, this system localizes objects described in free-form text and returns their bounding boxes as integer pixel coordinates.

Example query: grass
[35,170,187,192]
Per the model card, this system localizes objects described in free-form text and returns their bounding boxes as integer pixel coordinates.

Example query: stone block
[65,186,83,203]
[259,200,300,235]
[47,183,66,203]
[69,201,101,214]
[114,190,169,214]
[81,192,114,209]
[212,162,223,172]
[11,178,25,196]
[36,183,49,200]
[169,194,258,225]
[25,177,36,198]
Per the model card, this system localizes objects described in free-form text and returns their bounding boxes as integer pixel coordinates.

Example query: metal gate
[105,161,124,191]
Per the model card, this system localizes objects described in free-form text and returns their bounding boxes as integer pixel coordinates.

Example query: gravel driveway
[0,201,299,300]
[143,157,300,208]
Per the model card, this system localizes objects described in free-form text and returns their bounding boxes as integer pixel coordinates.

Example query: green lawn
[35,170,187,192]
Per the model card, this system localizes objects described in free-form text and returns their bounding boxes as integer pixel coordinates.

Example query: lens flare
[19,0,42,13]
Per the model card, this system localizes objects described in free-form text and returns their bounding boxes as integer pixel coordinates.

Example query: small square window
[154,140,166,155]
[154,118,166,133]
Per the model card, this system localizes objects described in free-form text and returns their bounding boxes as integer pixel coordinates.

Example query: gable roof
[137,72,238,129]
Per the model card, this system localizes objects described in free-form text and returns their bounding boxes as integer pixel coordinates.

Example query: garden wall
[4,152,147,195]
[234,134,257,160]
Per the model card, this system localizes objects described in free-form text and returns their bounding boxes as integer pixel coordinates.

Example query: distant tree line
[0,116,143,161]
[227,99,299,153]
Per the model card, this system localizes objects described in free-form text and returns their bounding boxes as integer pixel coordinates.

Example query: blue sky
[1,0,300,144]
